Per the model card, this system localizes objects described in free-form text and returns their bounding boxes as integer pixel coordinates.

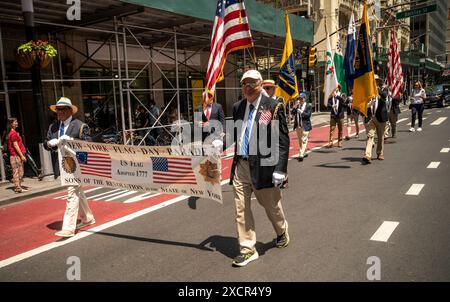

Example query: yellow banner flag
[275,13,299,103]
[352,1,378,116]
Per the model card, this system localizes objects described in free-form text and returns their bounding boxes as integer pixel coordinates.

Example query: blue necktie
[59,123,65,137]
[241,104,255,157]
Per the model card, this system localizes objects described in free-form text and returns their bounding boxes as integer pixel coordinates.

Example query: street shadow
[198,235,275,260]
[46,221,63,230]
[342,147,365,151]
[312,149,337,154]
[384,140,397,144]
[90,231,215,252]
[341,157,364,163]
[314,162,351,169]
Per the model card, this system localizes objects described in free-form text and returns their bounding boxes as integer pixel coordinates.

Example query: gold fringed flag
[275,13,299,103]
[352,0,378,116]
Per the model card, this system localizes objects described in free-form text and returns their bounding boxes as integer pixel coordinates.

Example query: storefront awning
[424,60,442,72]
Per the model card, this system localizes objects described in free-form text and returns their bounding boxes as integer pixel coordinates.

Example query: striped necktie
[241,104,255,157]
[59,123,65,137]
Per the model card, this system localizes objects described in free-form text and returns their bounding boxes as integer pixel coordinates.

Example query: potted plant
[16,39,57,69]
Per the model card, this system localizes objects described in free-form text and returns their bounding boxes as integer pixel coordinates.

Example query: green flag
[333,31,348,95]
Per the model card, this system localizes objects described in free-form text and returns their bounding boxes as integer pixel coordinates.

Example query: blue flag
[344,13,356,91]
[275,13,298,103]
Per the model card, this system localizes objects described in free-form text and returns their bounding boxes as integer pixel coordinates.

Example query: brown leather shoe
[377,155,385,160]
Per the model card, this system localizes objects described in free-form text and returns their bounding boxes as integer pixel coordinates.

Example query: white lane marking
[427,162,440,169]
[441,148,450,153]
[370,221,399,242]
[396,118,408,123]
[405,184,425,195]
[430,117,447,125]
[105,190,137,202]
[87,188,122,200]
[94,190,129,201]
[123,192,158,203]
[54,187,103,199]
[0,195,189,269]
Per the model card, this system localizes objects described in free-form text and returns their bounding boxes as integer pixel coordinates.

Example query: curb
[0,185,64,207]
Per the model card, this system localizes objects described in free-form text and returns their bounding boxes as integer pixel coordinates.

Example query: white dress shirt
[237,93,262,155]
[59,116,72,138]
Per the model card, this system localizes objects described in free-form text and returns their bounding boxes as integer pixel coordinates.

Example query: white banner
[58,140,222,203]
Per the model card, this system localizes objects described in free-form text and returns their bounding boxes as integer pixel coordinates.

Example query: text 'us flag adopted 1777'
[59,140,223,203]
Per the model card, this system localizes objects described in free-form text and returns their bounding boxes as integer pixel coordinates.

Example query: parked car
[424,84,450,108]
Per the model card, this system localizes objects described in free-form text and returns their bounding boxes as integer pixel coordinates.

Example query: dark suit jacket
[195,103,225,141]
[44,117,91,177]
[367,97,388,123]
[390,98,401,115]
[327,95,346,119]
[229,94,289,190]
[293,102,312,131]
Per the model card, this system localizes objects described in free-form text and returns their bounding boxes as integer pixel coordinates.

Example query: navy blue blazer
[230,95,289,190]
[293,102,312,131]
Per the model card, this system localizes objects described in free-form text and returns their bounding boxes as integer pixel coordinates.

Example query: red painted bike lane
[0,124,357,262]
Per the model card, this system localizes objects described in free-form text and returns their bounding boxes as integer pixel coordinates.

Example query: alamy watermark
[366,256,381,281]
[66,0,81,21]
[66,256,81,280]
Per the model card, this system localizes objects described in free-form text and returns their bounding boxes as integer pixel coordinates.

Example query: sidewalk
[0,110,341,207]
[0,177,62,207]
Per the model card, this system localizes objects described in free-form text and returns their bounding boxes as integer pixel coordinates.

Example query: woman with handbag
[409,81,426,132]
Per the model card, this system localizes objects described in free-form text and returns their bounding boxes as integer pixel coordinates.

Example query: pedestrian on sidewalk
[327,85,345,148]
[44,97,96,238]
[362,86,388,164]
[293,92,312,162]
[409,81,426,132]
[6,117,28,193]
[229,70,290,267]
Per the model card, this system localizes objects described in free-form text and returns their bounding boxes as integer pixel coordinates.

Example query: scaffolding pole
[114,17,126,143]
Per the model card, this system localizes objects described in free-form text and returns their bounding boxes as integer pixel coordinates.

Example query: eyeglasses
[56,107,69,111]
[263,86,275,91]
[241,82,259,89]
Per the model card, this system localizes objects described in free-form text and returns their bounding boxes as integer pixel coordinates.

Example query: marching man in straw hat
[44,97,96,237]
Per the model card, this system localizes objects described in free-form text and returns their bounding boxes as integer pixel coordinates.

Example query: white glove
[272,172,286,187]
[212,139,223,154]
[59,135,74,143]
[47,138,60,147]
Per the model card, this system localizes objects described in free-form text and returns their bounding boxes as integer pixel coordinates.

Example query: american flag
[203,0,253,104]
[76,151,112,178]
[387,30,404,99]
[152,157,197,185]
[259,110,272,125]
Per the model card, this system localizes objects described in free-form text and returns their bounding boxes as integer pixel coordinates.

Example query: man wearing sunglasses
[229,69,290,267]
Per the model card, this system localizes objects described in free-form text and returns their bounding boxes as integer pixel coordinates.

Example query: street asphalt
[0,106,449,282]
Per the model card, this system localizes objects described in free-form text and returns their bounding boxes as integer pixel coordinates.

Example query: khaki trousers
[346,113,359,137]
[295,128,310,157]
[329,118,344,146]
[364,118,386,159]
[385,112,398,137]
[233,160,287,254]
[62,186,95,232]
